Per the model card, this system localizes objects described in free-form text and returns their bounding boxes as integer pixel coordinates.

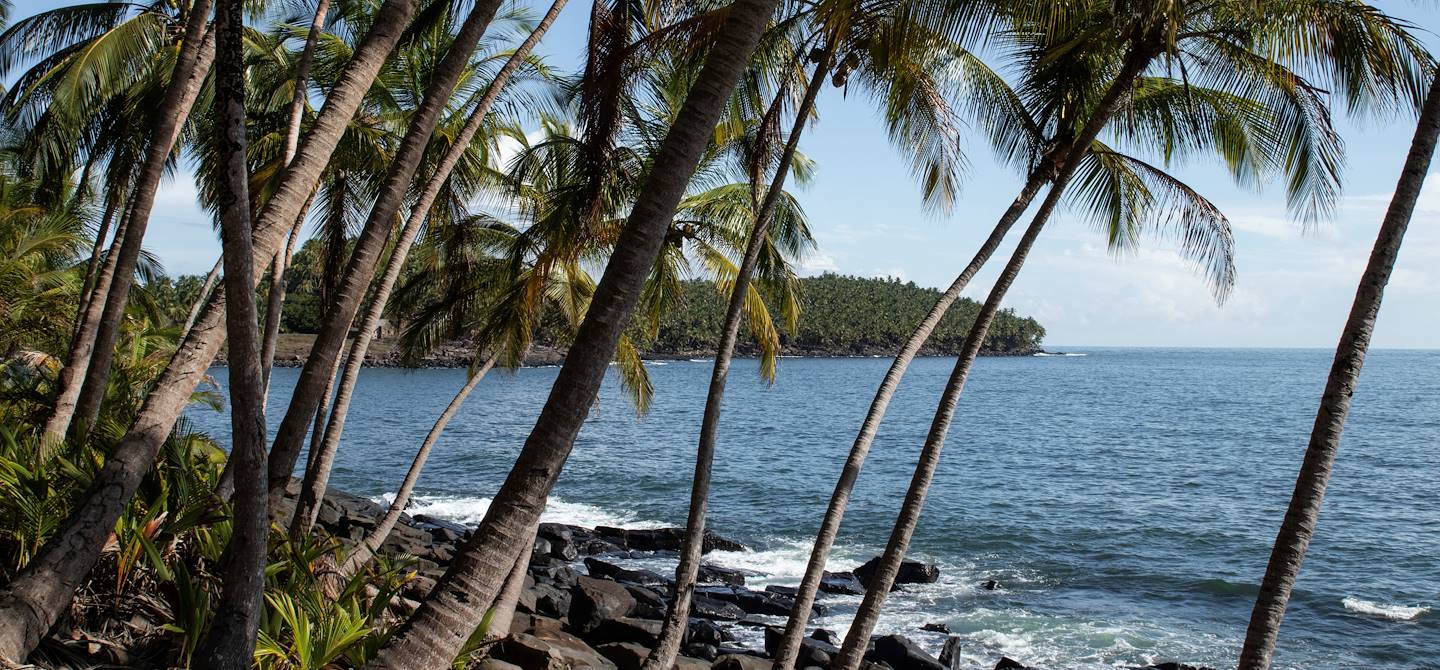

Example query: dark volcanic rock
[689,594,746,621]
[569,576,636,634]
[810,628,840,646]
[819,571,866,595]
[491,630,618,670]
[529,583,572,619]
[854,557,941,591]
[684,618,729,647]
[921,622,951,634]
[869,634,946,670]
[684,642,719,661]
[413,514,468,536]
[584,558,671,587]
[592,526,748,554]
[586,617,661,647]
[531,564,580,589]
[765,584,798,596]
[995,658,1030,669]
[713,654,771,670]
[765,625,838,667]
[698,563,750,586]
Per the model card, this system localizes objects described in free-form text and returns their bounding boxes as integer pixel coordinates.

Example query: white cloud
[799,253,839,274]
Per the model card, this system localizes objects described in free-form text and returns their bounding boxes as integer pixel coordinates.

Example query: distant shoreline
[227,334,1041,368]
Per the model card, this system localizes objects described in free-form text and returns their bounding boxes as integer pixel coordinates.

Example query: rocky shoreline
[307,488,1211,670]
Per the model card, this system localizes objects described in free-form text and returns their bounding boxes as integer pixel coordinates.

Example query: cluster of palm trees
[0,0,1434,668]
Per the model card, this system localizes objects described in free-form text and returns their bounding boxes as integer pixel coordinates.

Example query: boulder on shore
[819,571,866,595]
[569,576,636,634]
[854,556,941,591]
[868,634,947,670]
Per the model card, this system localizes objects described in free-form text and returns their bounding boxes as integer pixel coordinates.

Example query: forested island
[247,256,1045,364]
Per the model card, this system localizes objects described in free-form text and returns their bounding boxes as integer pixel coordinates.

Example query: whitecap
[688,358,713,363]
[1342,596,1429,621]
[374,493,667,530]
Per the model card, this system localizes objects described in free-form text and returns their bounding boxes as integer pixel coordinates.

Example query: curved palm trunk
[42,202,133,452]
[485,524,537,640]
[770,165,1050,669]
[260,0,329,401]
[0,0,425,660]
[1237,76,1440,670]
[75,184,125,337]
[290,0,567,537]
[831,170,1067,670]
[339,357,495,576]
[260,192,315,402]
[827,48,1155,670]
[644,48,832,670]
[40,6,216,447]
[362,4,781,667]
[69,16,220,434]
[264,0,508,505]
[193,0,268,662]
[282,0,330,166]
[182,256,223,339]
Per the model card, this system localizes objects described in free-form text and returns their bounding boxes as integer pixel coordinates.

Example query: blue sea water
[194,348,1440,669]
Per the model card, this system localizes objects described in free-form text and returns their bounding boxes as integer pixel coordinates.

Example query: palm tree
[191,0,267,663]
[262,0,511,506]
[361,1,786,667]
[259,0,335,398]
[0,0,428,660]
[1239,71,1440,670]
[645,23,836,668]
[4,0,219,448]
[289,0,568,538]
[825,3,1429,668]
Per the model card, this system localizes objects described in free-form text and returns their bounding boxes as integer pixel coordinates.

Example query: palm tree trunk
[75,186,123,336]
[69,15,220,434]
[289,0,567,538]
[485,524,537,640]
[259,0,328,403]
[282,0,330,167]
[264,0,508,505]
[831,171,1066,670]
[645,46,832,670]
[339,357,495,576]
[1237,75,1440,670]
[361,4,781,667]
[0,0,423,660]
[770,165,1051,670]
[182,256,223,340]
[193,0,268,662]
[260,190,316,403]
[827,47,1157,670]
[41,200,133,451]
[40,5,215,447]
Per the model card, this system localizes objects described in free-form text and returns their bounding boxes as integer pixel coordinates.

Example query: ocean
[194,348,1439,669]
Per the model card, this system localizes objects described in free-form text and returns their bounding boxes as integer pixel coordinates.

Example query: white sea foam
[1343,597,1430,621]
[374,493,667,529]
[688,358,713,363]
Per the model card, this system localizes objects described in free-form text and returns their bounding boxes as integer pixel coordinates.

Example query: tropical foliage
[0,0,1432,668]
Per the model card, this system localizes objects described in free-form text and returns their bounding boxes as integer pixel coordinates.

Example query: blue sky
[9,0,1440,348]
